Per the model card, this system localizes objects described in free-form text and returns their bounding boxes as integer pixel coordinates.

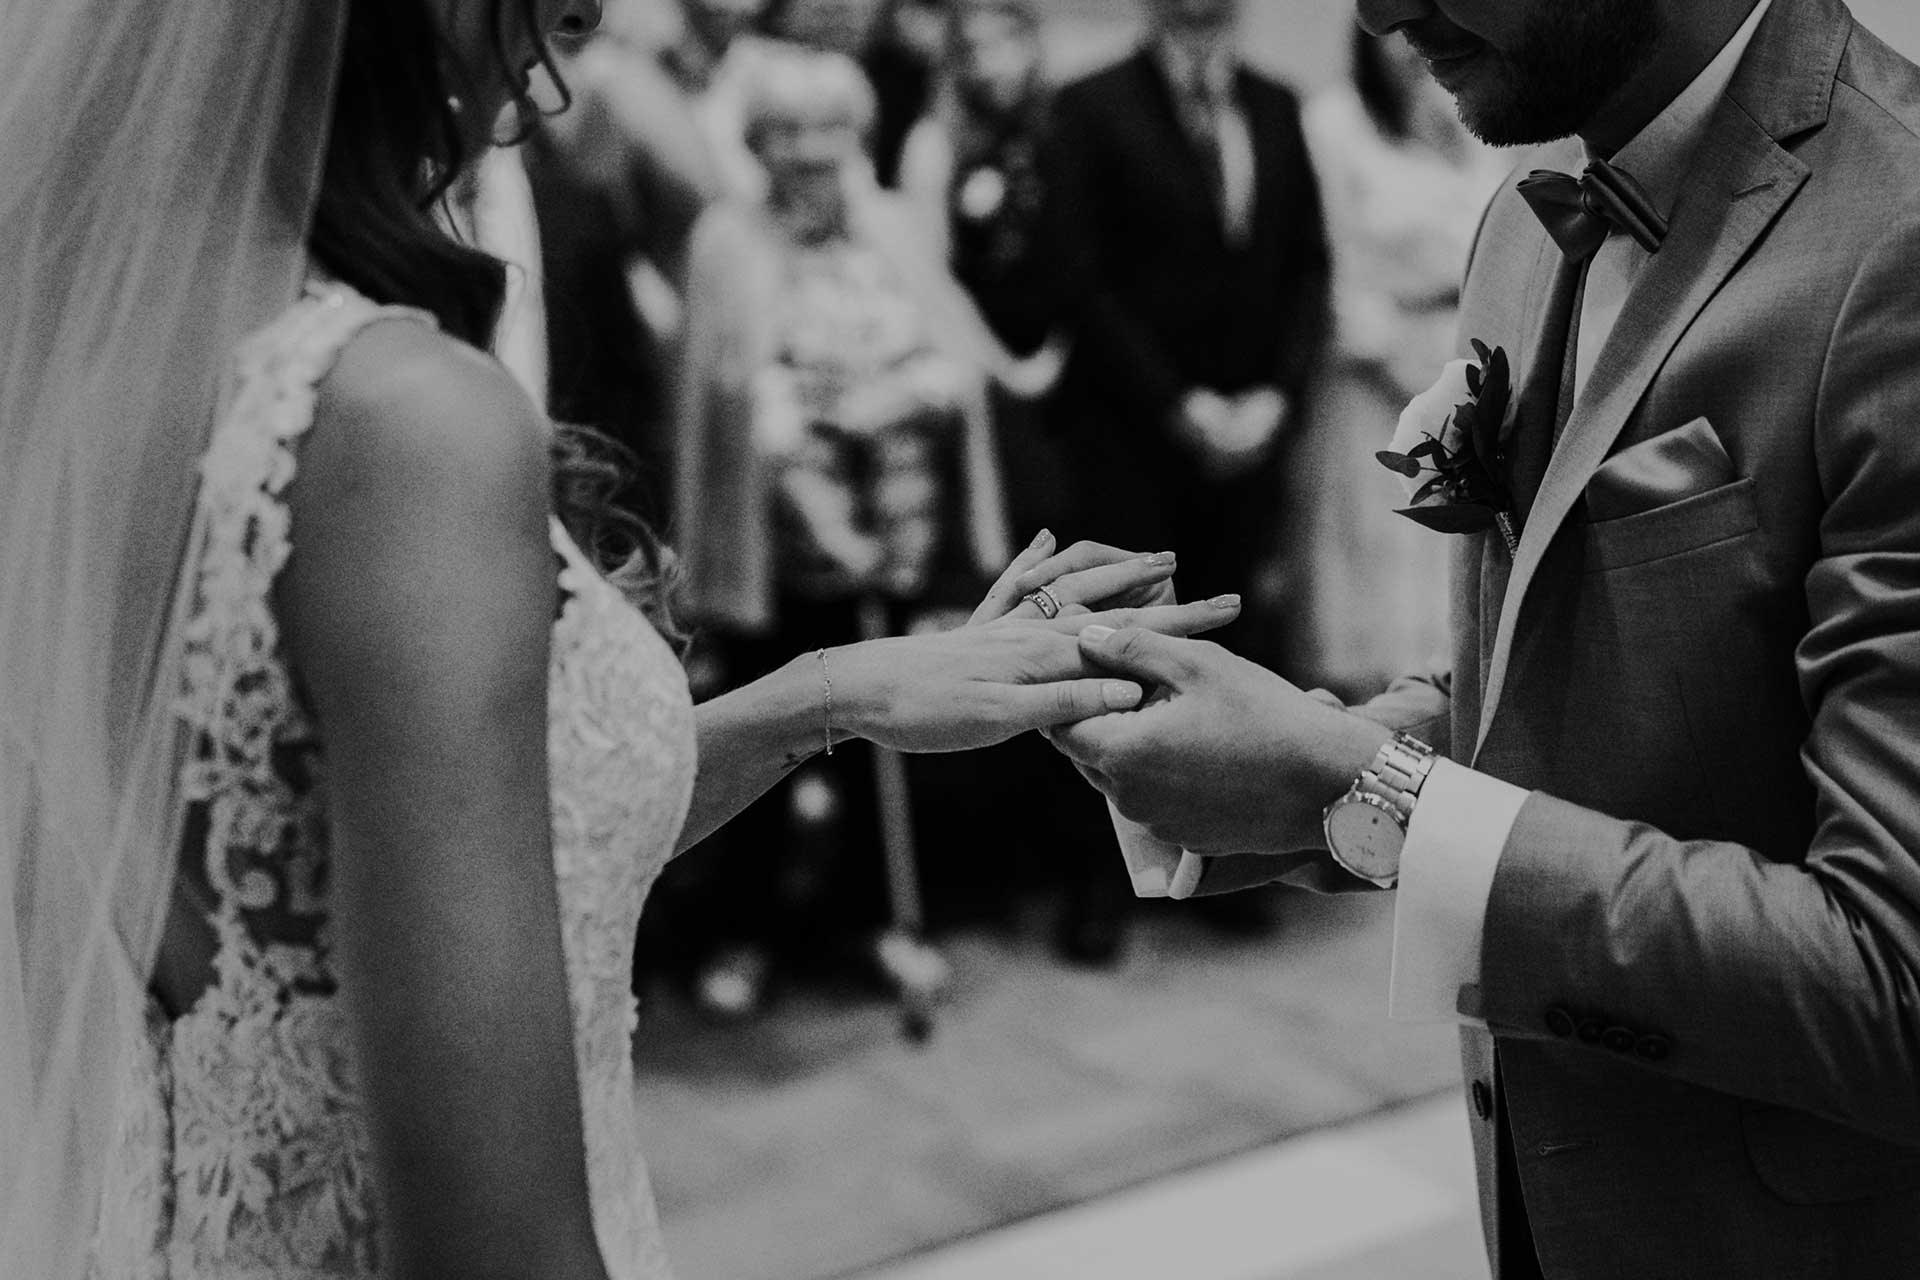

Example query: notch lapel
[1472,103,1809,756]
[1133,52,1228,233]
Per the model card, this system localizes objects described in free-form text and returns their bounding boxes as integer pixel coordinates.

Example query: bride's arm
[675,544,1238,856]
[676,626,1154,854]
[284,324,611,1280]
[677,650,841,854]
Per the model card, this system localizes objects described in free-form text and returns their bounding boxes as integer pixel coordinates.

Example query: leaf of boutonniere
[1376,449,1423,477]
[1471,397,1501,468]
[1471,338,1492,366]
[1411,475,1450,505]
[1486,348,1513,440]
[1409,437,1445,460]
[1396,503,1502,533]
[1465,362,1482,398]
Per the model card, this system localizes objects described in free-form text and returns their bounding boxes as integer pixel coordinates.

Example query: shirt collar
[1156,35,1236,104]
[1591,0,1772,218]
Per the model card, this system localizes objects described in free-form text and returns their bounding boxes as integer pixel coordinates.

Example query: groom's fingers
[1077,625,1201,687]
[1050,714,1123,768]
[1070,758,1114,795]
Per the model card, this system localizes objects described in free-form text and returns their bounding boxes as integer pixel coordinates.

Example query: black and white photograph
[3,1,1919,1278]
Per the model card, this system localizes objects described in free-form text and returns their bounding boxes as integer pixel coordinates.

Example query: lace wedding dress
[87,283,695,1280]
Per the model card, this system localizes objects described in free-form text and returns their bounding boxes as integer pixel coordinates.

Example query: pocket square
[1586,416,1739,522]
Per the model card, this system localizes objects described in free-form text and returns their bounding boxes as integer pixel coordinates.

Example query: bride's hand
[832,596,1240,755]
[968,530,1179,627]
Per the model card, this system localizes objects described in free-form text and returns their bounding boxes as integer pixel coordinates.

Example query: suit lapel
[1130,53,1217,217]
[1472,103,1810,756]
[1134,48,1256,239]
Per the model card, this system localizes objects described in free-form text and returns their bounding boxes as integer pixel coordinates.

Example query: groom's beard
[1408,0,1664,147]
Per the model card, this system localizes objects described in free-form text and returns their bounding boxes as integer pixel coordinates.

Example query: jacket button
[1576,1018,1605,1044]
[1471,1079,1493,1120]
[1602,1026,1636,1054]
[1635,1034,1672,1062]
[1545,1006,1576,1038]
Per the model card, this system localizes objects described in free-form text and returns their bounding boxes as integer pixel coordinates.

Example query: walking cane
[856,595,949,1043]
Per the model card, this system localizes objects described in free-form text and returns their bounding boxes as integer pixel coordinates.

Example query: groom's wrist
[1304,716,1396,866]
[1245,709,1392,856]
[1316,716,1396,812]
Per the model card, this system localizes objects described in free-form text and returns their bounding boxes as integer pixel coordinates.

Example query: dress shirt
[1156,37,1258,248]
[1388,0,1774,1023]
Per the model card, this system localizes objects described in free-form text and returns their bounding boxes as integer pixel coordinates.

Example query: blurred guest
[1039,0,1331,660]
[1038,0,1328,940]
[525,10,727,524]
[863,0,948,187]
[667,45,1013,1014]
[899,0,1055,358]
[764,0,883,58]
[766,0,942,188]
[667,0,782,201]
[898,0,1120,964]
[1289,26,1508,699]
[899,0,1064,534]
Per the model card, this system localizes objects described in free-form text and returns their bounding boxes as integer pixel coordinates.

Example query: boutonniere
[1377,340,1519,554]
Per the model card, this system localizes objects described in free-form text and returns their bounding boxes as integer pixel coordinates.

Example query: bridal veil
[0,1,347,1273]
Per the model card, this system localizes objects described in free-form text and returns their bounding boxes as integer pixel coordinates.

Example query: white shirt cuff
[1386,758,1528,1024]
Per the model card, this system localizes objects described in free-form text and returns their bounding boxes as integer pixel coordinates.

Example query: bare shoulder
[300,318,549,531]
[280,319,557,714]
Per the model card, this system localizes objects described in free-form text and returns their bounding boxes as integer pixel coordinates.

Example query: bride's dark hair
[308,0,681,639]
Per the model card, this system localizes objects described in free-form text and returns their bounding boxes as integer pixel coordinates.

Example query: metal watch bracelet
[1354,732,1437,830]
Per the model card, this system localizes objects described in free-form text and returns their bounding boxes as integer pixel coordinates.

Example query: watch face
[1325,799,1403,882]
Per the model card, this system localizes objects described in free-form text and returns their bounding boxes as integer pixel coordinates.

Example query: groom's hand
[1053,626,1392,857]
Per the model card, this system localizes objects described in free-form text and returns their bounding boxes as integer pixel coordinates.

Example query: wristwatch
[1321,733,1438,888]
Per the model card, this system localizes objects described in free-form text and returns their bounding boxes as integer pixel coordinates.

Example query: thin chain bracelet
[817,647,835,757]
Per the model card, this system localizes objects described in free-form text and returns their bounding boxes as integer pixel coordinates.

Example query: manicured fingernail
[1143,551,1176,567]
[1103,680,1143,709]
[1080,624,1116,643]
[1210,594,1241,609]
[1031,528,1053,549]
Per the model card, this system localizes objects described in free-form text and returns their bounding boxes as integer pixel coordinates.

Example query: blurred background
[471,1,1920,1276]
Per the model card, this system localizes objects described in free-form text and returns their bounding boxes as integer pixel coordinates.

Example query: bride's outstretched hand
[832,594,1241,755]
[969,530,1180,626]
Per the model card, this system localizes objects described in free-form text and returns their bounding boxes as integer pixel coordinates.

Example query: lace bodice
[89,284,696,1280]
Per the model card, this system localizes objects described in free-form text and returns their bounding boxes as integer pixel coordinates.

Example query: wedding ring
[1023,586,1063,620]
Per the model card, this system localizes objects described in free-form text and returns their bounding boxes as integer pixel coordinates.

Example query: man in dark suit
[1039,0,1330,633]
[1053,0,1920,1275]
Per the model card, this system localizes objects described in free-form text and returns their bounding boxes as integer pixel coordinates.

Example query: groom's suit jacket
[1357,0,1920,1274]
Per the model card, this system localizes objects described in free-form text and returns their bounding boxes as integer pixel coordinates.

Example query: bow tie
[1517,159,1669,262]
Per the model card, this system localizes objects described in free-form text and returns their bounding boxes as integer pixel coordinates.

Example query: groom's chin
[1448,77,1586,148]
